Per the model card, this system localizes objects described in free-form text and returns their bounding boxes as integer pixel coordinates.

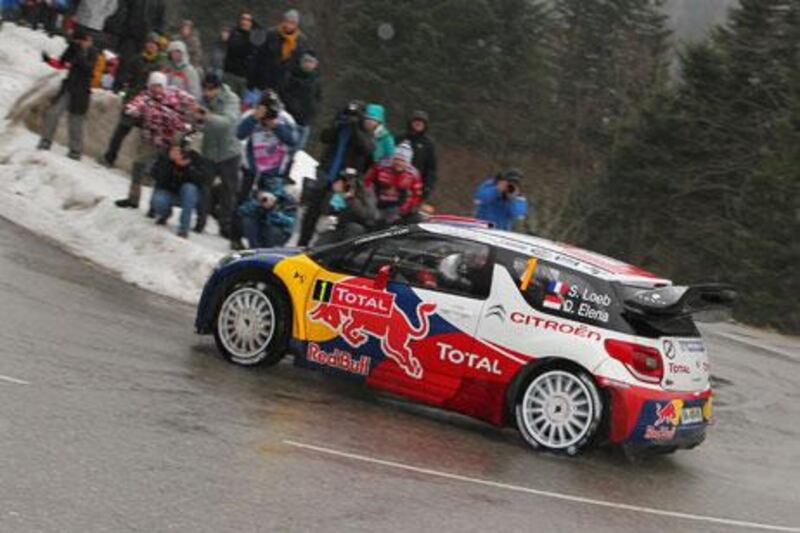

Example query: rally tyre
[214,280,290,367]
[515,368,603,456]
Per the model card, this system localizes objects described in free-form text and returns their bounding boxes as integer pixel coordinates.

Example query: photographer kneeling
[235,91,299,249]
[473,169,529,231]
[314,168,378,246]
[150,134,211,239]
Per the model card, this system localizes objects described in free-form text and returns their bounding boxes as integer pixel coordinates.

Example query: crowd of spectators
[5,4,531,248]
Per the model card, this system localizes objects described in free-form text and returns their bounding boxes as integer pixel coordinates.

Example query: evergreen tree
[545,0,671,239]
[587,0,800,332]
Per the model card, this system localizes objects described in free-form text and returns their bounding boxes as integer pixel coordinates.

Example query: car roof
[418,223,670,285]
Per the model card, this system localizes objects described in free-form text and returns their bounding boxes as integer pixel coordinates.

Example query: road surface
[0,217,798,532]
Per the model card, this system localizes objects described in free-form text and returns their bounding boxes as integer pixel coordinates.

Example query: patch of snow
[0,24,316,303]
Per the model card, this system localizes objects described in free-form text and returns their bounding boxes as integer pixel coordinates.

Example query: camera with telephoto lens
[264,105,279,121]
[342,100,364,124]
[259,90,282,125]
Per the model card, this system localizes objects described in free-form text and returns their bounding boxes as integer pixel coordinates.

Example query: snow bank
[0,24,316,303]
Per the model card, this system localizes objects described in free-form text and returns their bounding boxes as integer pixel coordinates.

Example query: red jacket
[364,161,423,215]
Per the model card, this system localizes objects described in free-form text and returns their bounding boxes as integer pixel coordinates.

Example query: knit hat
[284,9,300,23]
[501,168,523,183]
[364,103,386,124]
[145,32,161,44]
[203,72,222,88]
[410,110,429,124]
[393,142,414,163]
[73,27,90,42]
[148,71,168,88]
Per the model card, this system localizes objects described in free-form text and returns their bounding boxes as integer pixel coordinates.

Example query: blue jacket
[474,178,528,231]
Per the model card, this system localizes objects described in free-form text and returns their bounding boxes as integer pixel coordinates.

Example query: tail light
[604,339,663,384]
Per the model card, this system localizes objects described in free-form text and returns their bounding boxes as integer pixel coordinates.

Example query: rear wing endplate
[623,283,737,318]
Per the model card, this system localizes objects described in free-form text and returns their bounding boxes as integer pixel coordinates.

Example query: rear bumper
[601,378,712,449]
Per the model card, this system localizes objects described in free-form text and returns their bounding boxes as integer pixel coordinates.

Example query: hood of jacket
[167,40,189,69]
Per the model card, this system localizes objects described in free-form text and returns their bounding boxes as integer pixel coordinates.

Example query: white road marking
[283,440,800,532]
[0,374,29,385]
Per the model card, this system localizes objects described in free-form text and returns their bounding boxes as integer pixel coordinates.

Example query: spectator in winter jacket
[314,167,378,246]
[364,142,423,226]
[208,26,230,78]
[235,94,299,249]
[165,40,201,99]
[297,100,375,246]
[193,73,241,237]
[115,72,197,209]
[150,134,210,238]
[248,9,307,94]
[102,32,164,167]
[37,30,98,160]
[172,19,202,69]
[112,0,165,92]
[396,110,437,201]
[363,103,395,164]
[473,169,529,231]
[280,50,321,150]
[223,9,257,97]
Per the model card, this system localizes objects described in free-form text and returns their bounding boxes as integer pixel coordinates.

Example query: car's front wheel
[515,367,603,456]
[214,280,289,367]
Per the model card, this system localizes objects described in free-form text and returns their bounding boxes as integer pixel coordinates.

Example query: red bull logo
[654,400,683,427]
[309,278,436,379]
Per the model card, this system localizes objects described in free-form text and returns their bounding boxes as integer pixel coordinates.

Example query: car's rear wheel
[214,280,289,367]
[515,368,603,456]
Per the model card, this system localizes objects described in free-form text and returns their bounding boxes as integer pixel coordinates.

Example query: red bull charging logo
[308,278,436,379]
[654,400,683,427]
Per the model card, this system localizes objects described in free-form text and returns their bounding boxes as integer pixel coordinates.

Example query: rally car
[195,221,735,456]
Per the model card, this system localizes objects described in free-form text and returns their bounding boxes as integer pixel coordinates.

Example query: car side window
[311,240,378,275]
[364,234,493,299]
[501,251,616,327]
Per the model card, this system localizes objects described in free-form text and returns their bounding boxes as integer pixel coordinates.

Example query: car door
[302,231,494,405]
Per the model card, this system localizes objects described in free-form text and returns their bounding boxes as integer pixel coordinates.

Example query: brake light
[604,339,663,384]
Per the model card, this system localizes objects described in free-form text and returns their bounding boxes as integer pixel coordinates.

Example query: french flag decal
[543,281,570,310]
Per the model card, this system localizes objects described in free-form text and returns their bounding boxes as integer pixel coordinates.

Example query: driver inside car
[438,248,490,292]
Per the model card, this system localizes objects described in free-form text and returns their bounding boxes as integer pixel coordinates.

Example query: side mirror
[374,264,392,291]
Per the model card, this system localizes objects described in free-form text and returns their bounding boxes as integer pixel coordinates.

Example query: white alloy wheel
[517,369,601,454]
[217,286,276,365]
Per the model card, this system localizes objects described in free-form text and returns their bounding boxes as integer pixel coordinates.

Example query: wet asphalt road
[0,217,799,533]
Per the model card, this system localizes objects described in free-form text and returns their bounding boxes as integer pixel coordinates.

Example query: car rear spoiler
[623,283,737,318]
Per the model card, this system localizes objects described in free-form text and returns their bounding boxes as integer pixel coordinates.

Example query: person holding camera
[297,100,375,246]
[314,168,378,246]
[149,134,210,238]
[234,91,299,249]
[193,73,241,236]
[473,169,529,231]
[363,141,423,227]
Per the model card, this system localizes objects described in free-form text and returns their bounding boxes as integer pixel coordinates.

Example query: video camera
[340,100,365,125]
